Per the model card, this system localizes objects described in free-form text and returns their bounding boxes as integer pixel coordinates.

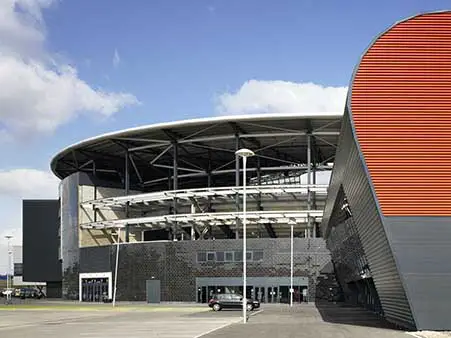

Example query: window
[246,251,253,261]
[197,252,207,262]
[253,250,263,261]
[216,251,224,262]
[207,252,216,261]
[225,251,234,262]
[234,251,243,262]
[14,263,23,276]
[231,294,242,300]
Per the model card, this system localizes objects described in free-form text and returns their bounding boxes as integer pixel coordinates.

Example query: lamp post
[112,228,121,307]
[235,148,255,324]
[5,235,13,305]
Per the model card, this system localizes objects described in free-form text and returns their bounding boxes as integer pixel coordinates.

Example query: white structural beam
[82,184,328,209]
[80,210,324,230]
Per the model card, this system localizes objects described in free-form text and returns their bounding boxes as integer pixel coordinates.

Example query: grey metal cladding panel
[385,216,451,330]
[325,113,415,328]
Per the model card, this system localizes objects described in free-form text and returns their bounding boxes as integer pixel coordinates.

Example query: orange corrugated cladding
[351,12,451,216]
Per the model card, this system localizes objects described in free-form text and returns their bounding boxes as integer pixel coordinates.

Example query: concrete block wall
[79,238,331,302]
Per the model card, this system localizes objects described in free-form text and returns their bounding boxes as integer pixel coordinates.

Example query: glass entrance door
[255,287,265,303]
[81,278,109,302]
[198,286,207,303]
[207,286,216,301]
[267,286,279,303]
[279,286,289,304]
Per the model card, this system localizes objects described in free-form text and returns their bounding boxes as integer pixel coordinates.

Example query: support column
[312,163,317,238]
[125,151,130,242]
[307,134,312,238]
[235,133,240,239]
[191,204,196,240]
[173,141,178,190]
[207,150,212,212]
[257,157,262,237]
[173,142,178,241]
[257,157,262,209]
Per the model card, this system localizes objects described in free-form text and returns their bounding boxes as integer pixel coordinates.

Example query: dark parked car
[19,288,42,299]
[208,293,260,311]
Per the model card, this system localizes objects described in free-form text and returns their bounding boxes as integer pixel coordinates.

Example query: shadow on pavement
[315,301,403,330]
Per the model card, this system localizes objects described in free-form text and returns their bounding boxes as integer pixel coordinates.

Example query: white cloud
[113,48,120,68]
[0,0,139,139]
[0,0,51,57]
[0,168,59,198]
[0,169,59,273]
[216,80,347,115]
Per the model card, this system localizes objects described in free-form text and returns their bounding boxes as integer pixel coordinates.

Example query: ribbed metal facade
[351,11,451,216]
[323,110,415,329]
[323,11,451,330]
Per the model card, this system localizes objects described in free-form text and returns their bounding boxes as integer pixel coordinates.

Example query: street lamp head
[235,148,255,158]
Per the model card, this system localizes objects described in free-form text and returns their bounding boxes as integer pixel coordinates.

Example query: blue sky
[0,0,450,270]
[2,0,449,168]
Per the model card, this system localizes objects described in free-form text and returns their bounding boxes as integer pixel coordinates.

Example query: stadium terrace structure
[22,10,451,332]
[23,113,341,306]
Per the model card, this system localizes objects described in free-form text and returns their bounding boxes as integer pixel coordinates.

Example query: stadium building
[23,113,341,304]
[22,10,451,331]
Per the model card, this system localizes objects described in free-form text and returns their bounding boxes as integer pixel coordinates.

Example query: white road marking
[193,319,242,338]
[250,309,263,316]
[406,332,424,338]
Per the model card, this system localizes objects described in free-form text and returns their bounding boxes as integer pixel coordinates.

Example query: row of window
[197,250,263,263]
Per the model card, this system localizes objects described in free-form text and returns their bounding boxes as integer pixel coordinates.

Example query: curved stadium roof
[51,113,342,191]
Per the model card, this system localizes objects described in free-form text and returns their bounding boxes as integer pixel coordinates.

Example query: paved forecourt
[0,303,243,338]
[204,303,410,338]
[0,302,427,338]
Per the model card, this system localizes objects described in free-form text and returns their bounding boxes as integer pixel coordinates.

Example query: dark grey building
[22,199,62,297]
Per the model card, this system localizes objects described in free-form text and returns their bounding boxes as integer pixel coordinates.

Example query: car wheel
[212,303,222,311]
[246,303,254,311]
